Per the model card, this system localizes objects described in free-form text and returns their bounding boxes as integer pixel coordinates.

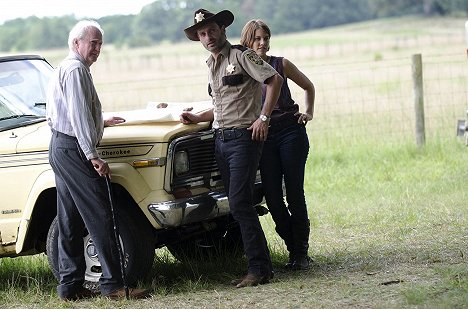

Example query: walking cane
[105,175,130,300]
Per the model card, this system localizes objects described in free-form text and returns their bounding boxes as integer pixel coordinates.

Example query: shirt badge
[195,12,205,23]
[245,51,264,65]
[226,64,235,74]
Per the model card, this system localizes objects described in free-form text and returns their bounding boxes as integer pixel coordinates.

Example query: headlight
[174,151,189,175]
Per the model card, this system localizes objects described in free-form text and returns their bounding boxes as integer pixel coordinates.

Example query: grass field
[1,138,466,308]
[0,16,467,308]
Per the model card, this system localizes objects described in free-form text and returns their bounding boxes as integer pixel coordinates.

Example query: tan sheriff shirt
[207,41,278,129]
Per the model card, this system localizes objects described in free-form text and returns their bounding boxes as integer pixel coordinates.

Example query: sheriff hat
[184,8,234,41]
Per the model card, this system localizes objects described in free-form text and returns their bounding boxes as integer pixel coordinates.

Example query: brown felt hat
[184,8,234,41]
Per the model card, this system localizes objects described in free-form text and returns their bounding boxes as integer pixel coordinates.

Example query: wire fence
[305,53,468,144]
[94,47,468,145]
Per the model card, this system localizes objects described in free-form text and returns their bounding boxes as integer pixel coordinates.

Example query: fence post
[412,54,425,146]
[465,20,468,58]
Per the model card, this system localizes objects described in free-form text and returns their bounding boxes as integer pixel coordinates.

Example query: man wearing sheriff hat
[180,8,283,288]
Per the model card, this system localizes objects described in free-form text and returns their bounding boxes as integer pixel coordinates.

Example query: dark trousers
[48,131,123,297]
[214,128,272,276]
[259,124,310,258]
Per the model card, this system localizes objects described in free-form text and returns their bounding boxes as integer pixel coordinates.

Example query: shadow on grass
[1,235,465,302]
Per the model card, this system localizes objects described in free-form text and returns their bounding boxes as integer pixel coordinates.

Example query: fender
[109,163,158,226]
[107,162,152,203]
[16,169,56,253]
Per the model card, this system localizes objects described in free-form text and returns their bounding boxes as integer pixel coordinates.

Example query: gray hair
[68,20,104,51]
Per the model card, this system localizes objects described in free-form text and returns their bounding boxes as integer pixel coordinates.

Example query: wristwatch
[259,114,269,122]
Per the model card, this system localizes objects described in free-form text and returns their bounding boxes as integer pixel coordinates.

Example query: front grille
[165,130,222,192]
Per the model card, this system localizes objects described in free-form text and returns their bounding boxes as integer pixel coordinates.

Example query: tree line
[0,0,466,52]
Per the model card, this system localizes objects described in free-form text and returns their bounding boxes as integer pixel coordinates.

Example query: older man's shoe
[231,273,270,288]
[60,287,99,301]
[106,287,150,300]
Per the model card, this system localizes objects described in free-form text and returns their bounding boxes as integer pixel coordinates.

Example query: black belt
[213,128,247,141]
[51,129,77,140]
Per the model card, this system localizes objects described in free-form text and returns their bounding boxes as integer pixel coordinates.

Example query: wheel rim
[83,234,126,282]
[83,234,103,282]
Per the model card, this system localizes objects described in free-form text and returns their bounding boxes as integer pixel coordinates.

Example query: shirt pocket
[222,74,243,86]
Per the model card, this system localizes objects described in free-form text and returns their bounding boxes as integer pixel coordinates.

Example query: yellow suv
[0,55,267,286]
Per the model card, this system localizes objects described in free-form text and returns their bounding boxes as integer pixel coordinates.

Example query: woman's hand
[295,112,313,125]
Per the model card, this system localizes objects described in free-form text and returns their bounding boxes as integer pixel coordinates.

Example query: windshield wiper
[34,102,46,107]
[0,114,44,121]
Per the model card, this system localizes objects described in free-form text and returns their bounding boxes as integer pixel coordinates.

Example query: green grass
[1,137,465,308]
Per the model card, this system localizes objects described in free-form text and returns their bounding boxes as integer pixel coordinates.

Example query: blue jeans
[214,128,272,276]
[259,124,310,258]
[48,131,123,297]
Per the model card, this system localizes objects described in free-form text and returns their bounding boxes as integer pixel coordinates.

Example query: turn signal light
[132,157,166,168]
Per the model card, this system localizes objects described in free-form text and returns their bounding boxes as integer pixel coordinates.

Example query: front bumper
[148,191,231,228]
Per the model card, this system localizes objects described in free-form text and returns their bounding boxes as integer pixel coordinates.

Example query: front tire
[46,206,154,287]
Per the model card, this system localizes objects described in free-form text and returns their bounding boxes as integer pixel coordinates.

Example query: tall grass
[0,255,57,304]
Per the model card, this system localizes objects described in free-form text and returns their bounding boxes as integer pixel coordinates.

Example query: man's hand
[180,112,199,124]
[156,103,192,111]
[156,102,168,108]
[248,118,269,141]
[104,116,125,127]
[180,108,213,125]
[91,157,111,177]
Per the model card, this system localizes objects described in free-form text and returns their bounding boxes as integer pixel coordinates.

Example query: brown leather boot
[105,287,151,300]
[232,273,270,288]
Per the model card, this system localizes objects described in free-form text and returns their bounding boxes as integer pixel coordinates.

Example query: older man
[180,9,283,288]
[47,20,148,301]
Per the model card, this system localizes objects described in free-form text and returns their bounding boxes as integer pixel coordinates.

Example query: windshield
[0,58,52,130]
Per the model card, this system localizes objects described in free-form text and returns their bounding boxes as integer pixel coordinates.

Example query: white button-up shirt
[46,52,104,160]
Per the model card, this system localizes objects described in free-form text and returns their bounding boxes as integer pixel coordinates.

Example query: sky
[0,0,156,24]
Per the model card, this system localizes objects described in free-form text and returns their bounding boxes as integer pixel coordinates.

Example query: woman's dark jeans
[259,123,310,258]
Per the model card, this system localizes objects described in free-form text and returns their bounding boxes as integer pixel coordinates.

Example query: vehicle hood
[100,105,211,145]
[13,113,210,154]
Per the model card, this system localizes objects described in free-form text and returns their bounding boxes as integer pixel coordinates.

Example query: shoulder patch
[231,44,248,52]
[245,50,264,65]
